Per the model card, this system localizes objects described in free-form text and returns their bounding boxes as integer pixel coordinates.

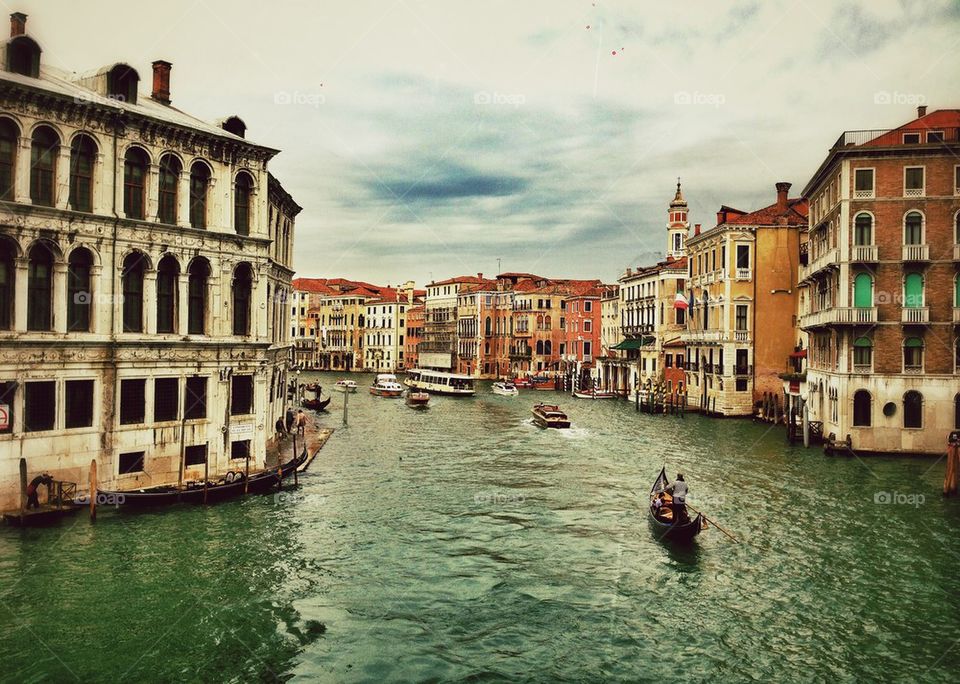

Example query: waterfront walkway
[266,409,334,471]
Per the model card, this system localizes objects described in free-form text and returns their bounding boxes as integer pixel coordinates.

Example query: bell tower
[667,178,689,259]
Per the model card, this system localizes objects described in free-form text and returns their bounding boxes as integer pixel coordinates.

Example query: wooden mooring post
[944,431,959,497]
[89,459,97,521]
[18,458,27,526]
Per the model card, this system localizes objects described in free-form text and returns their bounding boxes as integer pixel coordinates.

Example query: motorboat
[370,373,404,397]
[492,381,519,396]
[531,403,570,429]
[406,390,430,407]
[333,379,358,393]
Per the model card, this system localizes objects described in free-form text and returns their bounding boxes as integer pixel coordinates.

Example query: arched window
[232,263,252,335]
[853,336,872,370]
[536,340,544,355]
[7,36,41,78]
[853,390,871,427]
[955,274,960,308]
[903,272,923,308]
[157,154,181,225]
[123,148,148,220]
[27,242,53,331]
[189,162,210,229]
[903,390,923,428]
[156,255,179,333]
[0,237,15,329]
[122,252,146,332]
[30,126,59,207]
[107,64,139,105]
[904,211,923,245]
[0,118,18,201]
[67,248,92,332]
[903,337,923,372]
[234,172,253,236]
[544,340,552,355]
[69,134,96,212]
[853,273,873,308]
[187,258,209,335]
[484,316,491,336]
[955,212,960,245]
[854,213,872,246]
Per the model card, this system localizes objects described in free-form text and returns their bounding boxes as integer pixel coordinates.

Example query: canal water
[1,371,957,682]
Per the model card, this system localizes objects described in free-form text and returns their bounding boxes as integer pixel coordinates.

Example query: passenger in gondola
[664,474,688,525]
[652,492,666,519]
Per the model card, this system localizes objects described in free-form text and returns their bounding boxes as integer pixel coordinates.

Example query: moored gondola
[96,450,307,508]
[302,396,331,411]
[648,467,704,542]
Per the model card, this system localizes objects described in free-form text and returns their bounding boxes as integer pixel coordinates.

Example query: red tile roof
[723,198,808,227]
[861,109,960,147]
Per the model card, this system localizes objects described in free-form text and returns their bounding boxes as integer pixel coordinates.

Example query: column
[147,163,160,222]
[177,275,189,335]
[13,258,27,330]
[92,154,106,215]
[177,170,190,228]
[55,146,70,210]
[89,266,103,335]
[52,262,67,333]
[14,137,30,203]
[143,271,157,334]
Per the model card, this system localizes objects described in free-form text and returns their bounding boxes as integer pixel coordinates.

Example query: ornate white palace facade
[0,12,299,509]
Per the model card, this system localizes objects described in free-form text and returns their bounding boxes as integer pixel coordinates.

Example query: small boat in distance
[406,390,430,407]
[404,369,476,396]
[573,388,617,400]
[333,379,358,393]
[302,395,331,411]
[648,467,705,542]
[370,373,404,397]
[492,381,519,396]
[512,377,533,389]
[532,403,570,429]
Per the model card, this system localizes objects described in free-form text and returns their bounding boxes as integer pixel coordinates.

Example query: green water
[1,371,957,682]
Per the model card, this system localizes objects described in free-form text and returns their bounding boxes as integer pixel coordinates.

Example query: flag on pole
[673,292,689,310]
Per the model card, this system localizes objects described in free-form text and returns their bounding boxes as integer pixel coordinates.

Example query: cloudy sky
[18,0,960,285]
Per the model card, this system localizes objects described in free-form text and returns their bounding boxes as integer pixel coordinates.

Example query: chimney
[917,105,927,118]
[694,223,701,236]
[477,272,483,279]
[776,182,791,211]
[10,12,26,37]
[716,210,725,226]
[151,60,172,105]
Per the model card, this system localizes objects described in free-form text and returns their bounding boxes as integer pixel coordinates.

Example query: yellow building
[683,183,807,415]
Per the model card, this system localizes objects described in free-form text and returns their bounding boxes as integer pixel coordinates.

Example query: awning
[611,337,655,350]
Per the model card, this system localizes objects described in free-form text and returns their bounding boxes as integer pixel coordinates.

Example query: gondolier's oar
[684,503,738,543]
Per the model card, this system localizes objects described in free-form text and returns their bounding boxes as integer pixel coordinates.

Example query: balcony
[851,245,878,262]
[954,244,960,261]
[509,349,532,360]
[901,307,929,324]
[800,246,839,281]
[683,330,724,343]
[734,330,750,343]
[853,188,875,200]
[852,364,872,374]
[800,306,878,328]
[735,268,752,281]
[713,365,724,375]
[902,244,929,261]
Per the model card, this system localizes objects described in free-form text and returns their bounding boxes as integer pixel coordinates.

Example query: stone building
[0,13,297,509]
[684,183,807,415]
[801,106,960,454]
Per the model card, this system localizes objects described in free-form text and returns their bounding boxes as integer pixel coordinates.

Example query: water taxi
[406,390,430,408]
[404,369,476,396]
[492,381,519,396]
[370,373,404,397]
[532,403,570,429]
[333,379,358,393]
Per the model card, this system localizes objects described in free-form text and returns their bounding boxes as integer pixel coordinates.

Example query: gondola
[96,450,307,508]
[302,396,331,411]
[648,467,704,542]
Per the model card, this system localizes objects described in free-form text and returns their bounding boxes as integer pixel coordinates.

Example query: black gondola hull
[648,467,704,542]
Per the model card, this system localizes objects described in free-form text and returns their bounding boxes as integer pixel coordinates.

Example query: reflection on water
[0,370,957,682]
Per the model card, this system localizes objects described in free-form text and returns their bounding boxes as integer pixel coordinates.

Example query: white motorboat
[370,373,403,397]
[333,379,358,393]
[492,381,519,396]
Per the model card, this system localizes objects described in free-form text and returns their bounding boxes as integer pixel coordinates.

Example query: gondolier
[664,473,688,525]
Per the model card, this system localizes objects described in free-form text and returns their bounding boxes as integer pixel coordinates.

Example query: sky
[14,0,960,286]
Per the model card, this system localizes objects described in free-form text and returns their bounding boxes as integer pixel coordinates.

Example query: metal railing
[832,129,891,148]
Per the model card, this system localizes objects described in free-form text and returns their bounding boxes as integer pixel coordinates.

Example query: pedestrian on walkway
[296,409,306,436]
[285,406,295,433]
[275,416,286,441]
